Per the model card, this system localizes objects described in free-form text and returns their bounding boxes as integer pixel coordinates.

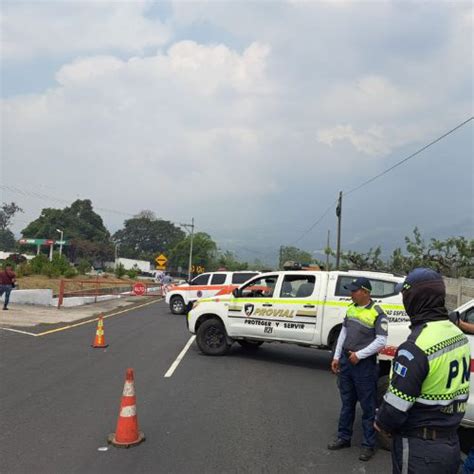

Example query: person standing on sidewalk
[0,265,16,310]
[328,277,388,462]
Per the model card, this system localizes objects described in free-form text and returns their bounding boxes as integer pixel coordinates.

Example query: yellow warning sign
[155,254,168,267]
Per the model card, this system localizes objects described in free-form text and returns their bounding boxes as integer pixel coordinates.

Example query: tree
[113,211,185,261]
[169,232,218,273]
[21,199,113,264]
[0,202,23,251]
[279,246,314,269]
[340,246,387,272]
[216,251,249,271]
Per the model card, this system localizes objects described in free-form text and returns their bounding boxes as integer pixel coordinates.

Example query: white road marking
[0,327,38,336]
[164,336,196,378]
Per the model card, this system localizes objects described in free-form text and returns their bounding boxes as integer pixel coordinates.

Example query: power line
[289,198,339,245]
[289,116,473,245]
[344,116,473,197]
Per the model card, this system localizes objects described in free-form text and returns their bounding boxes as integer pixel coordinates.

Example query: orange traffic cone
[108,368,145,448]
[91,315,108,348]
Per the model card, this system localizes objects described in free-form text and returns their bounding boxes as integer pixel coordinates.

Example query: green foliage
[64,267,78,278]
[0,229,17,251]
[15,262,32,278]
[43,262,61,278]
[113,211,185,261]
[126,269,139,279]
[21,199,113,264]
[77,259,92,275]
[336,228,473,278]
[114,263,126,279]
[29,254,50,274]
[279,246,314,269]
[169,232,218,273]
[51,254,70,275]
[216,251,248,271]
[0,202,23,231]
[340,246,387,272]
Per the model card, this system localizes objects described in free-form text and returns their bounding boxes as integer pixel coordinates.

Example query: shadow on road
[223,343,333,372]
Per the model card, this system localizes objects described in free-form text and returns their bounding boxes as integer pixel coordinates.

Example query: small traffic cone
[91,315,108,348]
[108,368,145,448]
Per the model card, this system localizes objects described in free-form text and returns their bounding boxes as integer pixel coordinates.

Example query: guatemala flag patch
[394,361,408,377]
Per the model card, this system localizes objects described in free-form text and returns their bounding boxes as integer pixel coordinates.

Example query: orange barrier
[108,368,145,448]
[91,316,108,348]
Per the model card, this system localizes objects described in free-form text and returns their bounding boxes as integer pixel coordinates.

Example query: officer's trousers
[337,353,377,448]
[391,433,461,474]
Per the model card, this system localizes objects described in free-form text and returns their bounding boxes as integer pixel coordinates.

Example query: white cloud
[1,1,472,251]
[2,1,170,60]
[317,124,390,157]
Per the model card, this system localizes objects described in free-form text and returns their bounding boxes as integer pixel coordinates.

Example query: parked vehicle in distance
[165,271,259,315]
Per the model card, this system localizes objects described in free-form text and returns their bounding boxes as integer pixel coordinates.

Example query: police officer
[328,277,388,461]
[375,268,470,473]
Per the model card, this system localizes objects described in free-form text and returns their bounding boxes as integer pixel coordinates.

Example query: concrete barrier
[51,294,121,308]
[6,289,53,306]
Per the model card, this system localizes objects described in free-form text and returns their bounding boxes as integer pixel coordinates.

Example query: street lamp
[56,229,64,257]
[180,218,195,281]
[114,243,120,268]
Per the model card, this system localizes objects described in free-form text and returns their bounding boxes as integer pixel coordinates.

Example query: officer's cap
[394,267,443,294]
[344,277,372,292]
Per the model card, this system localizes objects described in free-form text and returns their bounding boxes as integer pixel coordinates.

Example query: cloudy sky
[1,0,472,264]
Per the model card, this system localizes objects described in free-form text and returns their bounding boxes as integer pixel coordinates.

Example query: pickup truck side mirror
[448,311,460,325]
[232,288,241,298]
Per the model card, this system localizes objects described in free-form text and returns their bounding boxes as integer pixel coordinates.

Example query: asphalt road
[0,300,393,473]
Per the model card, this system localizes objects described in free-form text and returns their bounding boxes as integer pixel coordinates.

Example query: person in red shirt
[0,265,16,310]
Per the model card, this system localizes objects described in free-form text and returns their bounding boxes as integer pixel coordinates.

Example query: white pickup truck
[187,270,408,381]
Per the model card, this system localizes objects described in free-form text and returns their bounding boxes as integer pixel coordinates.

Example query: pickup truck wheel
[376,375,391,451]
[170,296,186,315]
[238,340,263,350]
[196,319,231,356]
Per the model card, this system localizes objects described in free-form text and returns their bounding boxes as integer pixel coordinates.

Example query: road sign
[19,238,69,245]
[156,265,166,271]
[133,282,146,296]
[155,254,168,267]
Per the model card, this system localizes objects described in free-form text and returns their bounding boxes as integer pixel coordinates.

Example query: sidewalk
[0,296,161,328]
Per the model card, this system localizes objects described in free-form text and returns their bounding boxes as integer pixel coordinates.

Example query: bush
[114,263,126,279]
[43,262,61,278]
[126,269,139,279]
[30,254,49,274]
[77,259,92,275]
[15,262,32,278]
[64,267,78,278]
[51,254,70,275]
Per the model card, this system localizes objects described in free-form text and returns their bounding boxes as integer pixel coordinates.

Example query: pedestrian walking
[376,268,470,474]
[328,276,389,461]
[0,265,16,310]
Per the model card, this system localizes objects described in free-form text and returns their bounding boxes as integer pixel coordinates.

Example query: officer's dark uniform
[376,268,470,474]
[331,278,388,456]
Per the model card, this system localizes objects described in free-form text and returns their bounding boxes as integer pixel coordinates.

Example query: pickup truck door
[273,273,319,342]
[187,273,211,302]
[226,274,280,339]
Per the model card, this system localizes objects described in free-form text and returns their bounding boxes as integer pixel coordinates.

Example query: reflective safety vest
[343,302,388,353]
[415,320,470,405]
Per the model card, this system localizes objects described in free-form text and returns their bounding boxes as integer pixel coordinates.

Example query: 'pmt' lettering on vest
[446,357,470,389]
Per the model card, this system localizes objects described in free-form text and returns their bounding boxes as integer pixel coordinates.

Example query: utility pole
[56,229,64,257]
[336,191,342,270]
[180,217,195,281]
[326,229,330,270]
[279,245,283,269]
